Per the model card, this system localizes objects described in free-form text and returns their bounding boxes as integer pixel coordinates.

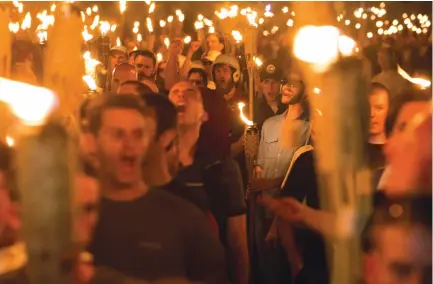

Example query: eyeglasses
[281,80,302,88]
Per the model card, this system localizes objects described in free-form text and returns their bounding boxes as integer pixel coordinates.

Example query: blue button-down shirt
[256,110,310,182]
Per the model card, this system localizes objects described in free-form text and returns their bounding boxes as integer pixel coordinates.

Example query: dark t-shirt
[201,157,247,248]
[89,189,226,284]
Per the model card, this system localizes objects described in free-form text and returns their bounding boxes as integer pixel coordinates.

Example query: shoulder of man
[149,188,209,219]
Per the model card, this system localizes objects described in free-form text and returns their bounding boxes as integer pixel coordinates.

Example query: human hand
[261,196,306,225]
[169,40,182,56]
[187,41,201,57]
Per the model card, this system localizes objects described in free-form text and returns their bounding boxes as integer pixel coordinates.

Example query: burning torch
[98,21,111,91]
[238,101,259,259]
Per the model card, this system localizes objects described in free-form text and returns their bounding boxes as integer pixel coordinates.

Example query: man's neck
[221,87,236,101]
[266,98,279,113]
[142,155,172,187]
[178,125,199,167]
[369,133,387,144]
[286,103,303,120]
[101,179,149,201]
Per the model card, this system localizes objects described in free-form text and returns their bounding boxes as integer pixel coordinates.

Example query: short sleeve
[203,158,247,218]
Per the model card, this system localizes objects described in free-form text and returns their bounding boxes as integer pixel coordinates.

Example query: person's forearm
[231,245,249,284]
[179,53,193,80]
[164,55,180,91]
[230,141,243,157]
[227,215,249,284]
[303,206,337,238]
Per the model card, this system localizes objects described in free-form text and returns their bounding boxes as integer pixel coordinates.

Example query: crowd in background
[0,9,432,284]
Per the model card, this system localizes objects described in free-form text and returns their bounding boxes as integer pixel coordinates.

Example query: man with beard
[249,71,310,284]
[134,50,157,81]
[87,95,226,283]
[212,54,246,170]
[255,61,287,129]
[167,81,249,284]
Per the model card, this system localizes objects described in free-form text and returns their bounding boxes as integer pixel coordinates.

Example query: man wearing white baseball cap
[110,45,128,69]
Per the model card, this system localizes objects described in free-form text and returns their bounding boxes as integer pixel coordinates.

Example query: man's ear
[201,110,209,123]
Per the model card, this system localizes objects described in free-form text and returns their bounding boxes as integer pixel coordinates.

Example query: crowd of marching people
[0,23,432,284]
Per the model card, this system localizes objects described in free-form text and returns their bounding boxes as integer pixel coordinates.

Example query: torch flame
[397,66,432,89]
[116,37,121,46]
[194,21,204,30]
[164,37,170,48]
[82,75,97,91]
[9,22,20,33]
[99,21,110,35]
[167,15,174,23]
[160,20,166,27]
[6,136,14,147]
[21,12,31,30]
[86,7,92,16]
[50,3,56,12]
[149,3,155,14]
[184,35,191,44]
[232,30,243,42]
[119,0,127,14]
[156,53,163,62]
[238,102,254,126]
[146,17,153,33]
[0,78,58,126]
[137,33,143,42]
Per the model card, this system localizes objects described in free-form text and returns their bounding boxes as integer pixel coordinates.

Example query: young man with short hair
[87,95,226,283]
[167,81,249,284]
[134,50,157,81]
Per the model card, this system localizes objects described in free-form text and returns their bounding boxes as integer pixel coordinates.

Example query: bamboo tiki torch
[292,2,372,283]
[16,121,77,284]
[44,2,85,131]
[0,5,13,143]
